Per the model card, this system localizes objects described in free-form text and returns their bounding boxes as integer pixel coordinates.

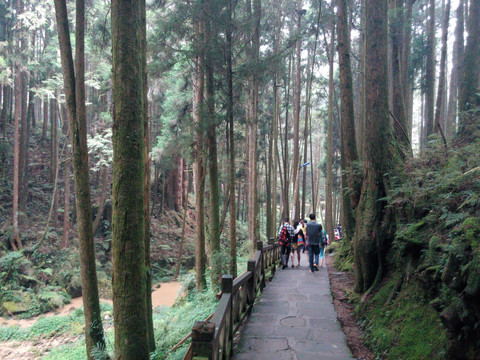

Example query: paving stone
[308,317,342,330]
[241,324,274,337]
[239,337,289,353]
[286,293,308,302]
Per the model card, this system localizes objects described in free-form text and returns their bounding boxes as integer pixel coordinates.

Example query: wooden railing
[183,238,280,360]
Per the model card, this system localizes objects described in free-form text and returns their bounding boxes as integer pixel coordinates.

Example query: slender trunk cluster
[54,0,106,358]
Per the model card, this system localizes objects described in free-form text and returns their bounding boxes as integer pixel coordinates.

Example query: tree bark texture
[54,0,106,358]
[111,0,150,357]
[354,0,398,294]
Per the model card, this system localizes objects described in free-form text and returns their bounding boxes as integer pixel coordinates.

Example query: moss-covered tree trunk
[336,0,359,241]
[111,0,149,357]
[354,0,398,294]
[54,0,106,358]
[458,0,480,138]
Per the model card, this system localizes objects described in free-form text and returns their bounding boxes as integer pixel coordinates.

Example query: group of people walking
[278,214,329,273]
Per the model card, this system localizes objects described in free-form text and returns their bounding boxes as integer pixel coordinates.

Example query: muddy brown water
[0,281,182,328]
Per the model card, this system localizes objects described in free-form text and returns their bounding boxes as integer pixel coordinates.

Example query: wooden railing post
[268,237,277,276]
[247,259,256,307]
[222,275,233,359]
[192,321,215,359]
[257,241,266,290]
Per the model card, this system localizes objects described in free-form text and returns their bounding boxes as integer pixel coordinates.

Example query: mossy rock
[1,293,34,315]
[38,290,68,311]
[67,274,83,298]
[325,242,338,254]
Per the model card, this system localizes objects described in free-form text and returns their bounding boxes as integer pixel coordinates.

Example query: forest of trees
[1,0,479,358]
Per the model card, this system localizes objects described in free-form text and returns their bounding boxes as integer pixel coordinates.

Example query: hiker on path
[290,220,301,267]
[306,213,322,272]
[293,220,305,267]
[319,226,328,268]
[299,219,307,254]
[278,217,295,269]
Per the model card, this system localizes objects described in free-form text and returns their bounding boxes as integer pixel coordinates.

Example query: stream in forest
[0,281,183,328]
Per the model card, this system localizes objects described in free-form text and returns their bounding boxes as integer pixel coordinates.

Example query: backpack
[321,230,328,246]
[278,226,289,246]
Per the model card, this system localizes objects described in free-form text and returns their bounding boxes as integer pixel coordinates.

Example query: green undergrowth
[358,278,447,360]
[332,239,354,272]
[0,302,114,343]
[152,285,219,360]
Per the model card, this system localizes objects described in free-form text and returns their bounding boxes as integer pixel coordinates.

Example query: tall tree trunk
[282,54,292,219]
[205,0,221,289]
[337,0,359,241]
[402,0,414,136]
[193,0,206,291]
[354,0,399,293]
[424,0,436,140]
[457,0,480,138]
[140,0,154,350]
[446,0,464,136]
[325,21,335,244]
[12,35,22,250]
[226,0,237,278]
[291,0,303,221]
[355,3,366,160]
[434,0,451,138]
[111,0,149,357]
[247,0,260,247]
[51,98,58,226]
[54,0,106,358]
[389,0,411,150]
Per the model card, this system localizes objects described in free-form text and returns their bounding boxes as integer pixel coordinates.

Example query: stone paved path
[235,252,354,360]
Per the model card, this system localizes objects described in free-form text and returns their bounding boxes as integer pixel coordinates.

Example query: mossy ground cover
[358,279,447,360]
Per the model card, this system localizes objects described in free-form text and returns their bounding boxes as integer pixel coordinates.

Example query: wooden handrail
[187,239,280,360]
